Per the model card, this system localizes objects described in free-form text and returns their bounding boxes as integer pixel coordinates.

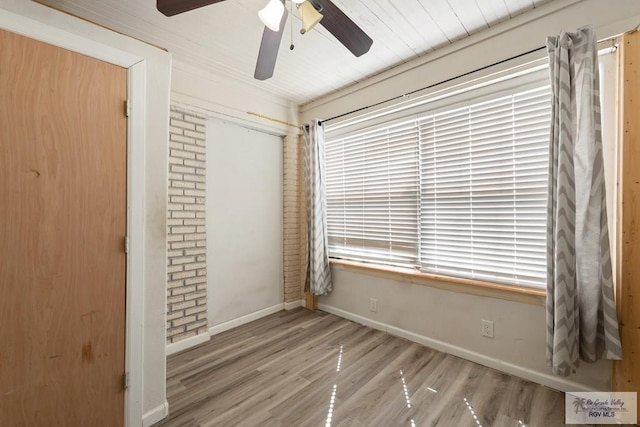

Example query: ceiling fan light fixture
[299,1,323,34]
[258,0,285,32]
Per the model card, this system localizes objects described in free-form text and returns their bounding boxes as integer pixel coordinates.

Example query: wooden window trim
[329,258,546,306]
[613,30,640,400]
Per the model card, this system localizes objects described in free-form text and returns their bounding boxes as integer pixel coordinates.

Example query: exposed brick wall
[166,106,208,344]
[283,134,306,303]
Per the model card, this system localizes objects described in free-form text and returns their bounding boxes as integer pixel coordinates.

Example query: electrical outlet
[481,320,494,338]
[369,298,378,312]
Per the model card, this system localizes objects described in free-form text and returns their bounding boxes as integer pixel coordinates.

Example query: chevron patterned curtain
[303,120,333,296]
[546,26,622,376]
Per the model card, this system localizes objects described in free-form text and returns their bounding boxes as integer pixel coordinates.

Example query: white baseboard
[317,303,597,394]
[166,331,211,356]
[284,300,303,310]
[208,303,284,336]
[142,400,169,427]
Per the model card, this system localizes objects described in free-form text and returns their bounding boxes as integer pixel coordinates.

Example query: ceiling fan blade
[254,8,289,81]
[157,0,226,17]
[313,0,372,57]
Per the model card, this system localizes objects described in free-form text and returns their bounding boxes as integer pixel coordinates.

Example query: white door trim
[0,11,146,427]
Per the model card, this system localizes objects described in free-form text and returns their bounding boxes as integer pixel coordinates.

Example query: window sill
[329,259,546,306]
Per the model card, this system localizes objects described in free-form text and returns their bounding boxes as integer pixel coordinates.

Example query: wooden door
[0,29,127,426]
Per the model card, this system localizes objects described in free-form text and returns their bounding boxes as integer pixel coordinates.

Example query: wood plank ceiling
[37,0,554,105]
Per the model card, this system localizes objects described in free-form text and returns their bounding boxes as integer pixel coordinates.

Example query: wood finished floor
[157,308,591,427]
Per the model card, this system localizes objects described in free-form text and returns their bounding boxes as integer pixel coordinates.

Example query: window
[419,86,550,287]
[325,121,420,268]
[325,70,550,288]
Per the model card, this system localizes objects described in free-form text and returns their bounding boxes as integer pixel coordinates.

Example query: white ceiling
[38,0,554,105]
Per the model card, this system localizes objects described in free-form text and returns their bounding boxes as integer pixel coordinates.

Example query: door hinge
[123,372,130,390]
[124,236,130,254]
[124,100,131,118]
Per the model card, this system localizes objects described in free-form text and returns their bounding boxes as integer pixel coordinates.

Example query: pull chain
[289,0,295,50]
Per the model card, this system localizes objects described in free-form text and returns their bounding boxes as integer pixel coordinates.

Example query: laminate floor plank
[202,370,310,427]
[497,377,538,424]
[528,385,567,427]
[463,368,511,426]
[297,327,390,384]
[432,364,487,426]
[167,332,258,375]
[159,308,594,427]
[406,355,473,425]
[198,321,356,426]
[179,315,342,392]
[334,344,432,426]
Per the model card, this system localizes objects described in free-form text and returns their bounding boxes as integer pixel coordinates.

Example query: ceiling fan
[156,0,373,80]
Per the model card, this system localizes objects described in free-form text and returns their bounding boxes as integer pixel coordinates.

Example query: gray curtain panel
[303,120,333,296]
[546,26,622,376]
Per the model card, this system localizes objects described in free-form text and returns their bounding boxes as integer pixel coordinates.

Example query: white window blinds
[325,121,420,268]
[325,72,551,288]
[419,86,550,287]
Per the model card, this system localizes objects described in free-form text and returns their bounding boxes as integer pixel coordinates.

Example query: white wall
[206,119,284,327]
[0,1,171,425]
[302,0,640,392]
[322,268,611,392]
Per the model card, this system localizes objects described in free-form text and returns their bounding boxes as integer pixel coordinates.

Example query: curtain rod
[246,111,299,129]
[322,45,547,124]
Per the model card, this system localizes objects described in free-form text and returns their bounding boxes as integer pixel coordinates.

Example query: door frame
[0,12,146,427]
